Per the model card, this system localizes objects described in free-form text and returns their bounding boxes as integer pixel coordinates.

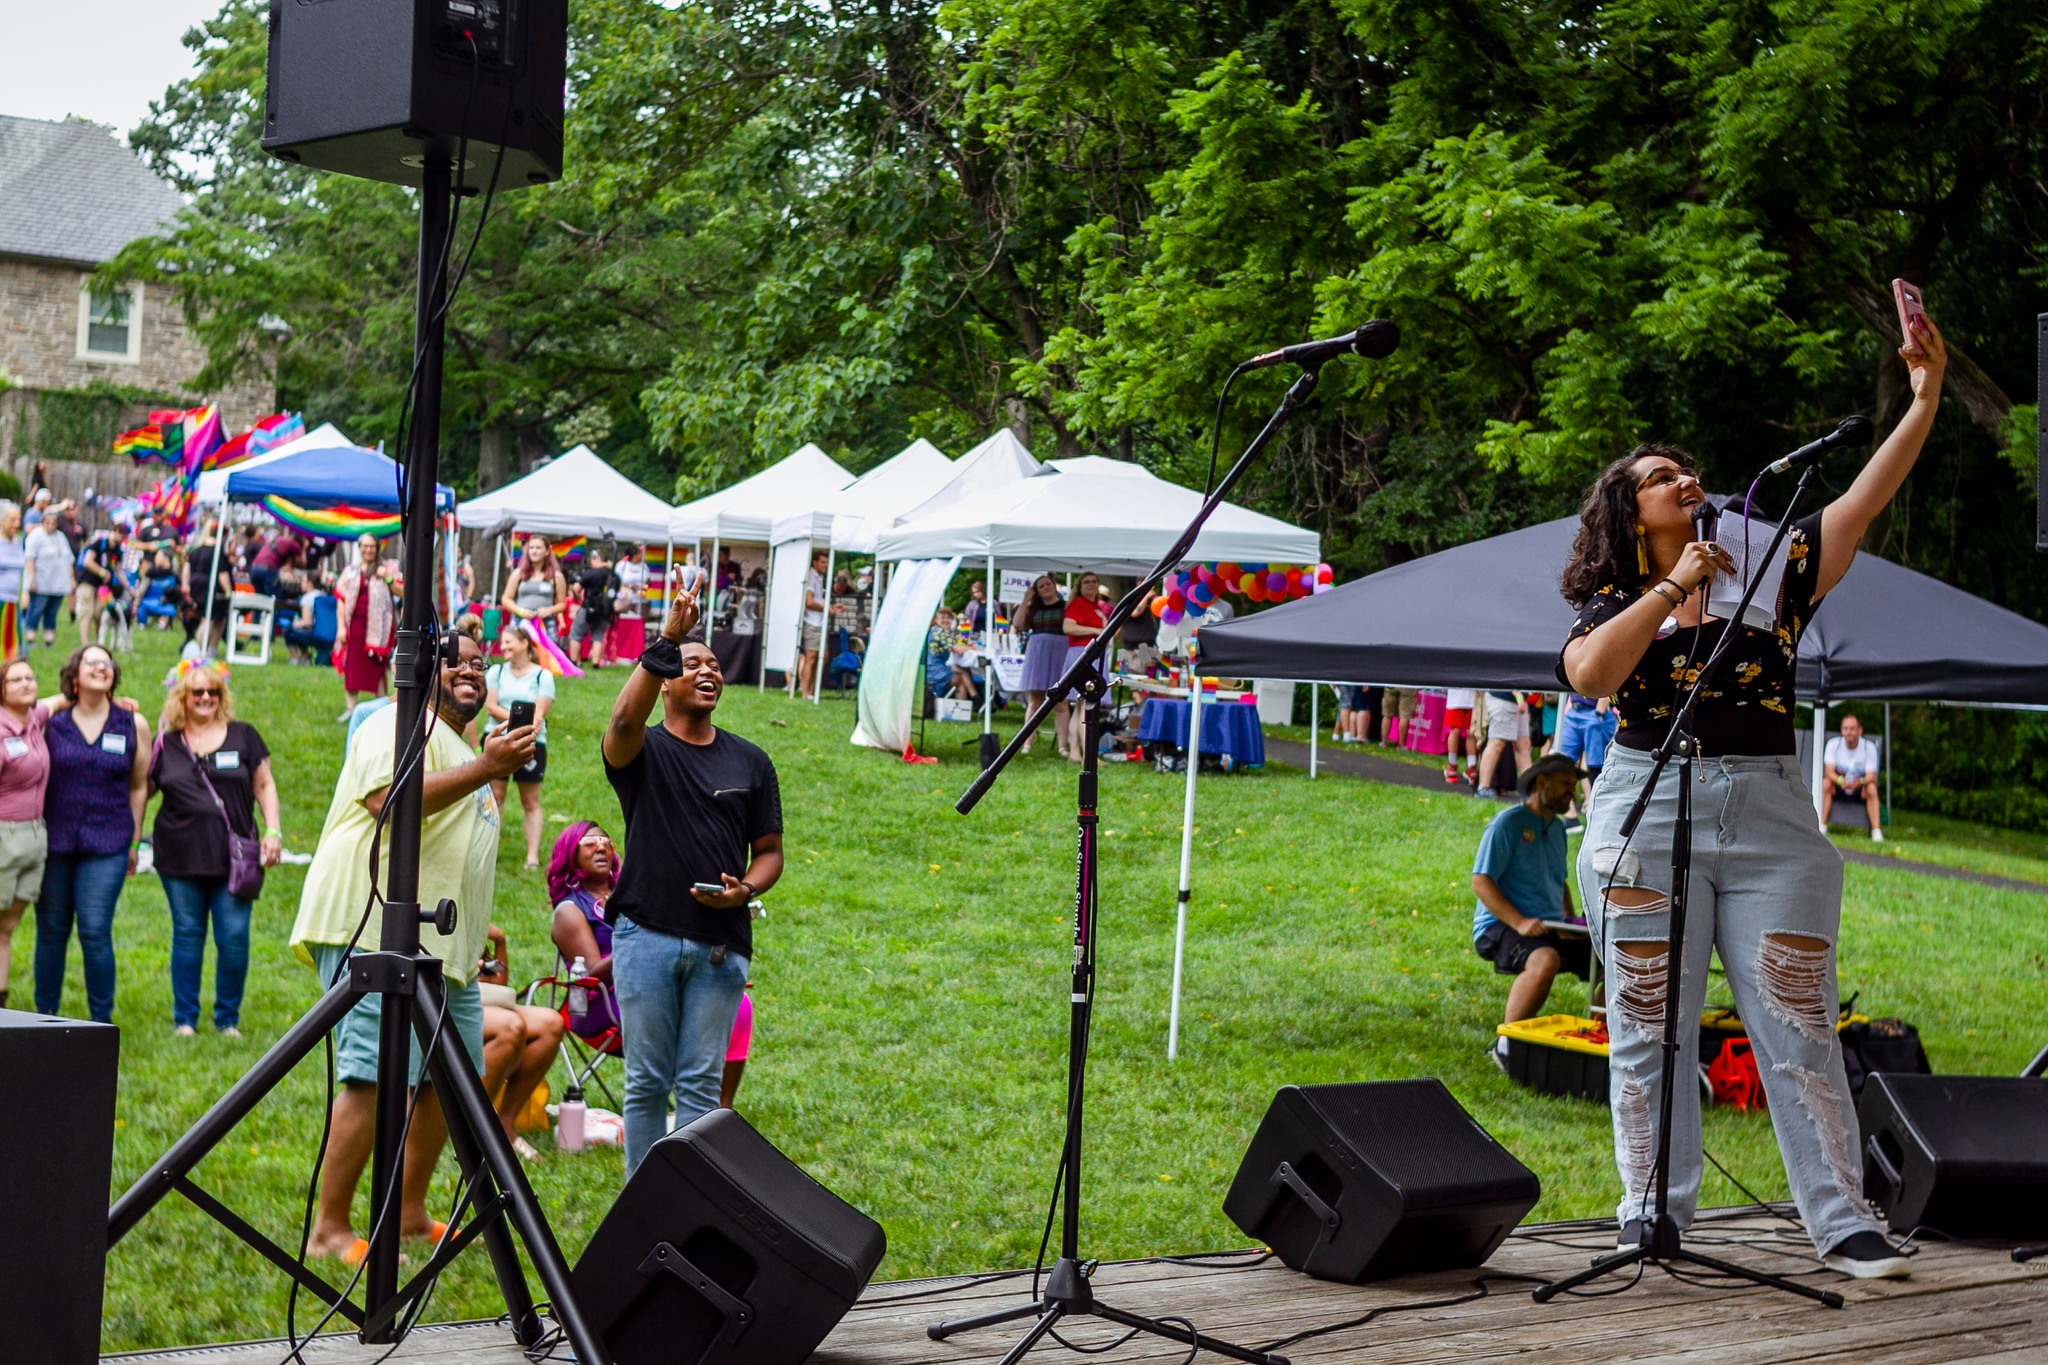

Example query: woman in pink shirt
[0,657,50,1009]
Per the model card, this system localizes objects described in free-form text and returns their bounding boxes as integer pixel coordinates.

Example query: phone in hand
[691,881,724,894]
[506,700,536,733]
[1892,279,1928,345]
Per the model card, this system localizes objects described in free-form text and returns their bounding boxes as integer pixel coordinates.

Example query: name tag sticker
[2,738,26,758]
[213,750,242,770]
[101,734,128,756]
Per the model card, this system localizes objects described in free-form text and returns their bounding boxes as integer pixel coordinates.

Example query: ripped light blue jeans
[1578,744,1881,1256]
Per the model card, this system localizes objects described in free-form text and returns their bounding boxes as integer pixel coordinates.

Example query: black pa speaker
[571,1108,886,1365]
[0,1011,119,1363]
[263,0,566,188]
[1858,1073,2048,1237]
[1224,1079,1540,1282]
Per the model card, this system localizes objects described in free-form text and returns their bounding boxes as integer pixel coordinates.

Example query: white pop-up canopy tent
[895,427,1040,526]
[764,438,956,698]
[194,422,353,505]
[456,444,674,543]
[667,443,854,544]
[861,455,1319,757]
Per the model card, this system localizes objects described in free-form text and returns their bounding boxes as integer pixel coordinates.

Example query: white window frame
[76,278,143,364]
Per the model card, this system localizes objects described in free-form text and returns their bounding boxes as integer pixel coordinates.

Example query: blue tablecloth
[1134,697,1264,768]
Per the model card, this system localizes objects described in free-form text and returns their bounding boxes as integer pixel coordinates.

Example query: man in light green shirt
[294,631,536,1258]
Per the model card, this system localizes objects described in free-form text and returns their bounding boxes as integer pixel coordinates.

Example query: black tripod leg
[992,1305,1067,1365]
[1092,1300,1289,1365]
[413,996,541,1344]
[1531,1244,1650,1302]
[411,981,611,1365]
[1671,1247,1844,1308]
[928,1298,1046,1340]
[110,976,363,1244]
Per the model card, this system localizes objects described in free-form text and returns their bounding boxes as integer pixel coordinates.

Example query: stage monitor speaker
[263,0,566,188]
[1224,1079,1540,1282]
[571,1108,886,1365]
[0,1011,119,1363]
[1858,1072,2048,1237]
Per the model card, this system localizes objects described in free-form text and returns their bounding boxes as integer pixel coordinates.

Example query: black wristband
[639,634,684,679]
[738,880,757,901]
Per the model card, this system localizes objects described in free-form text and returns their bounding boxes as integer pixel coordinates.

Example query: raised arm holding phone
[602,572,784,1174]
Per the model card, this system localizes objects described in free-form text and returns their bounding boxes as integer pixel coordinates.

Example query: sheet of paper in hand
[1706,509,1786,633]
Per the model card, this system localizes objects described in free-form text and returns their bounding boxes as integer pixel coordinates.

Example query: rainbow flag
[262,496,403,540]
[209,412,303,471]
[550,534,587,557]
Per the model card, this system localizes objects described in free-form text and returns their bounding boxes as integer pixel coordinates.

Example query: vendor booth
[668,443,855,685]
[767,437,956,701]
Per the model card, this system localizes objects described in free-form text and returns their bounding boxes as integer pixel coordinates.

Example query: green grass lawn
[40,627,2048,1350]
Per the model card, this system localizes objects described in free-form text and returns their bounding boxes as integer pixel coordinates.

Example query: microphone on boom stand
[1245,320,1400,370]
[1762,415,1873,476]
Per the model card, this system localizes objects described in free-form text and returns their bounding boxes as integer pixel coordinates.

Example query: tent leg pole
[1309,686,1318,779]
[814,546,834,704]
[758,542,774,692]
[1169,663,1202,1060]
[1884,701,1892,822]
[984,556,996,735]
[709,536,720,624]
[203,527,226,657]
[1811,702,1827,821]
[489,533,503,605]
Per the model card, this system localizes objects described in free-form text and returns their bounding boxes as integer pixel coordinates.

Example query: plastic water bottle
[557,1082,586,1152]
[566,955,588,1024]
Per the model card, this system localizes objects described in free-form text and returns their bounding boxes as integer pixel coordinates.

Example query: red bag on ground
[1706,1038,1768,1111]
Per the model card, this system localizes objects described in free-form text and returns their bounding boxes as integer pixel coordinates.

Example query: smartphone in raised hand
[507,700,536,733]
[1892,279,1928,346]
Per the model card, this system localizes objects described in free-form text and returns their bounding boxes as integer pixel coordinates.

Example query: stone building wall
[0,255,275,469]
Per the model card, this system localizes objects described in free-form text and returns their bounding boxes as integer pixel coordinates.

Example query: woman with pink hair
[546,820,754,1106]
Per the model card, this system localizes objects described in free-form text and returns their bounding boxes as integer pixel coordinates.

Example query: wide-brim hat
[1518,752,1586,796]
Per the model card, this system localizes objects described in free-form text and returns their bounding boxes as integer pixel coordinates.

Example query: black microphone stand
[929,366,1337,1365]
[104,155,609,1363]
[1534,461,1843,1309]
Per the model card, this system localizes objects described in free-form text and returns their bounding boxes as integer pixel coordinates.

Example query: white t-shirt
[1824,735,1878,779]
[1446,688,1477,709]
[803,568,826,628]
[23,526,72,596]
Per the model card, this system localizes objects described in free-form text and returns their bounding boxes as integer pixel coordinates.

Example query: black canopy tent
[1197,512,2048,706]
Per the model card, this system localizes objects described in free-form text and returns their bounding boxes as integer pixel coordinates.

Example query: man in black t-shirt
[602,579,783,1174]
[569,549,618,666]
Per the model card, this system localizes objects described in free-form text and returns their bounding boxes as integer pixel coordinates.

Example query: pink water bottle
[557,1083,586,1152]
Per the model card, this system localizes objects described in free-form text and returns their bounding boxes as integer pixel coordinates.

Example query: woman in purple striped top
[33,645,150,1023]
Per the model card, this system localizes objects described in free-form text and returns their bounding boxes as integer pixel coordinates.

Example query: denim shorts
[310,944,485,1086]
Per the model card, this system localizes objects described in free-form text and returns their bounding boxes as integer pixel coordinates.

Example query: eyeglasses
[1634,467,1693,493]
[187,688,221,698]
[445,658,487,677]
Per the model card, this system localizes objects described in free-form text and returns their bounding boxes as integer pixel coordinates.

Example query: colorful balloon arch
[1150,560,1334,625]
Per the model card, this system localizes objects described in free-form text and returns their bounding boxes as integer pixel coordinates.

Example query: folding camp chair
[829,626,864,695]
[524,961,624,1110]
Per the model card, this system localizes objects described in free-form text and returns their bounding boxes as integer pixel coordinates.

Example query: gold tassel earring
[1635,525,1649,577]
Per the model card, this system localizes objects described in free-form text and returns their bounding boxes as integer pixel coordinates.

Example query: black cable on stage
[1255,1273,1546,1353]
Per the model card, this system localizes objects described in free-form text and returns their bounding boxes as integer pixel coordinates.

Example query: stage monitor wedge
[572,1107,886,1365]
[1858,1072,2048,1237]
[1225,1079,1540,1282]
[263,0,566,189]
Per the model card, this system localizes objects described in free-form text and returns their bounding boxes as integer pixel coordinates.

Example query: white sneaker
[1870,828,1886,842]
[1822,1231,1911,1279]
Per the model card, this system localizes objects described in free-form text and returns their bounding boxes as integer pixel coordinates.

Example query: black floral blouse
[1557,511,1823,757]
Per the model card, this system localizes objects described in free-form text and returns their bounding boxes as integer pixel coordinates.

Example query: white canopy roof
[195,421,351,505]
[667,442,854,543]
[894,428,1040,527]
[875,456,1320,573]
[456,444,674,543]
[768,437,954,553]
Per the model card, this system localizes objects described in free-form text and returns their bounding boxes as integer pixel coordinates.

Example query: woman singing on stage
[1558,312,1946,1280]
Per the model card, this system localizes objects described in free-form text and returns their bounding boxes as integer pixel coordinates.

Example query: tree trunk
[478,421,512,492]
[1839,277,2011,435]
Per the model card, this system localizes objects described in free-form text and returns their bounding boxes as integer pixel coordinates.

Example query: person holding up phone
[601,574,783,1175]
[484,623,555,870]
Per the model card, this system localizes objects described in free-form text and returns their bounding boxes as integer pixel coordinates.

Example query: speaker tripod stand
[104,153,609,1365]
[930,363,1353,1365]
[1534,462,1844,1311]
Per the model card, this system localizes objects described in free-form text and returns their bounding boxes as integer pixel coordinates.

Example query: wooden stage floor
[109,1210,2048,1365]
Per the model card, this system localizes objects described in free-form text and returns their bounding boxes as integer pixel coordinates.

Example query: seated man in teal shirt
[1472,753,1587,1067]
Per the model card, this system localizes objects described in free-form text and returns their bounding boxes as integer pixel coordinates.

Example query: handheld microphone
[1246,320,1400,370]
[1763,415,1873,476]
[1691,496,1718,544]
